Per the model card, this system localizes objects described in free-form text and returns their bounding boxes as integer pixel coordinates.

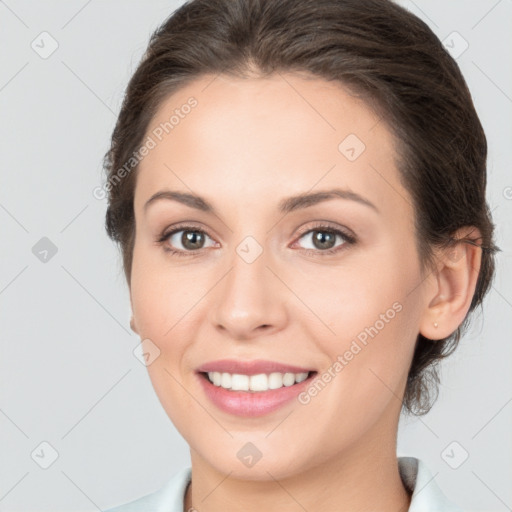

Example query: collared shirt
[104,456,464,512]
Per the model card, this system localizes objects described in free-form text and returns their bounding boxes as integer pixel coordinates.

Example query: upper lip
[196,359,315,376]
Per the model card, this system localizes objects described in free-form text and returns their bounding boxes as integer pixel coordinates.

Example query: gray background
[0,0,510,510]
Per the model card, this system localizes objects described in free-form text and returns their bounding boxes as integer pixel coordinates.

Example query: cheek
[129,244,210,400]
[292,249,412,335]
[130,249,201,428]
[298,247,420,392]
[130,242,189,339]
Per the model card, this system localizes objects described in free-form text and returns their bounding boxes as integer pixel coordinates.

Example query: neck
[183,415,411,512]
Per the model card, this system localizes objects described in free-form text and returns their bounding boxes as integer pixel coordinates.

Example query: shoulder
[399,456,465,512]
[103,466,191,512]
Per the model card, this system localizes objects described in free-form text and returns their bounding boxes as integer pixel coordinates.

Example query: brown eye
[160,226,216,254]
[179,230,206,250]
[309,230,337,250]
[158,223,356,258]
[296,226,354,254]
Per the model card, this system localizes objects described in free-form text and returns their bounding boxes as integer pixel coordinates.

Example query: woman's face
[130,73,430,479]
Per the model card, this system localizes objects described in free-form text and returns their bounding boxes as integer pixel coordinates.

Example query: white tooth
[231,374,249,391]
[268,372,284,389]
[295,372,308,383]
[282,372,296,386]
[211,371,310,391]
[221,372,232,388]
[249,373,269,391]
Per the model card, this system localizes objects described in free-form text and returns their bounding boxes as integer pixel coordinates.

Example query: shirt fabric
[104,456,464,512]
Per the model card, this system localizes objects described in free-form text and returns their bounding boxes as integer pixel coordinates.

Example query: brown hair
[103,0,500,416]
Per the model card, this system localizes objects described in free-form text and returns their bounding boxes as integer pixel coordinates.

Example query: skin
[128,72,482,512]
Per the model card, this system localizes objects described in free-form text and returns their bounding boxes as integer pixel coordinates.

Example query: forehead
[134,72,411,220]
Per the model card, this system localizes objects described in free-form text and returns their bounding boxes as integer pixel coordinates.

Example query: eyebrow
[143,188,379,215]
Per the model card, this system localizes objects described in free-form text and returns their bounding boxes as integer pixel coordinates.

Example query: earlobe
[130,315,139,334]
[129,290,139,334]
[419,227,483,341]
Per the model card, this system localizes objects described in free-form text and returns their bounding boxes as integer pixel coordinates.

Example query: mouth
[196,369,318,417]
[198,370,318,393]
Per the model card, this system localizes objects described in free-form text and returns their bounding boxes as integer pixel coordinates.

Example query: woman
[102,0,499,510]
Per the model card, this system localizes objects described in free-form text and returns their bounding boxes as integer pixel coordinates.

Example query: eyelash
[156,222,357,258]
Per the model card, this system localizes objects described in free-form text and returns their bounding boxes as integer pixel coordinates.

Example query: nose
[208,242,288,341]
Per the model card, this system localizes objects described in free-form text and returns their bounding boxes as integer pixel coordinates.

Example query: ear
[419,226,483,340]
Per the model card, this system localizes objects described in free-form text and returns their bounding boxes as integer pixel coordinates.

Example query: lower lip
[197,372,317,417]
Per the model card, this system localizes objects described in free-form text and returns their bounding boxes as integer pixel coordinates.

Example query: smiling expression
[129,72,429,478]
